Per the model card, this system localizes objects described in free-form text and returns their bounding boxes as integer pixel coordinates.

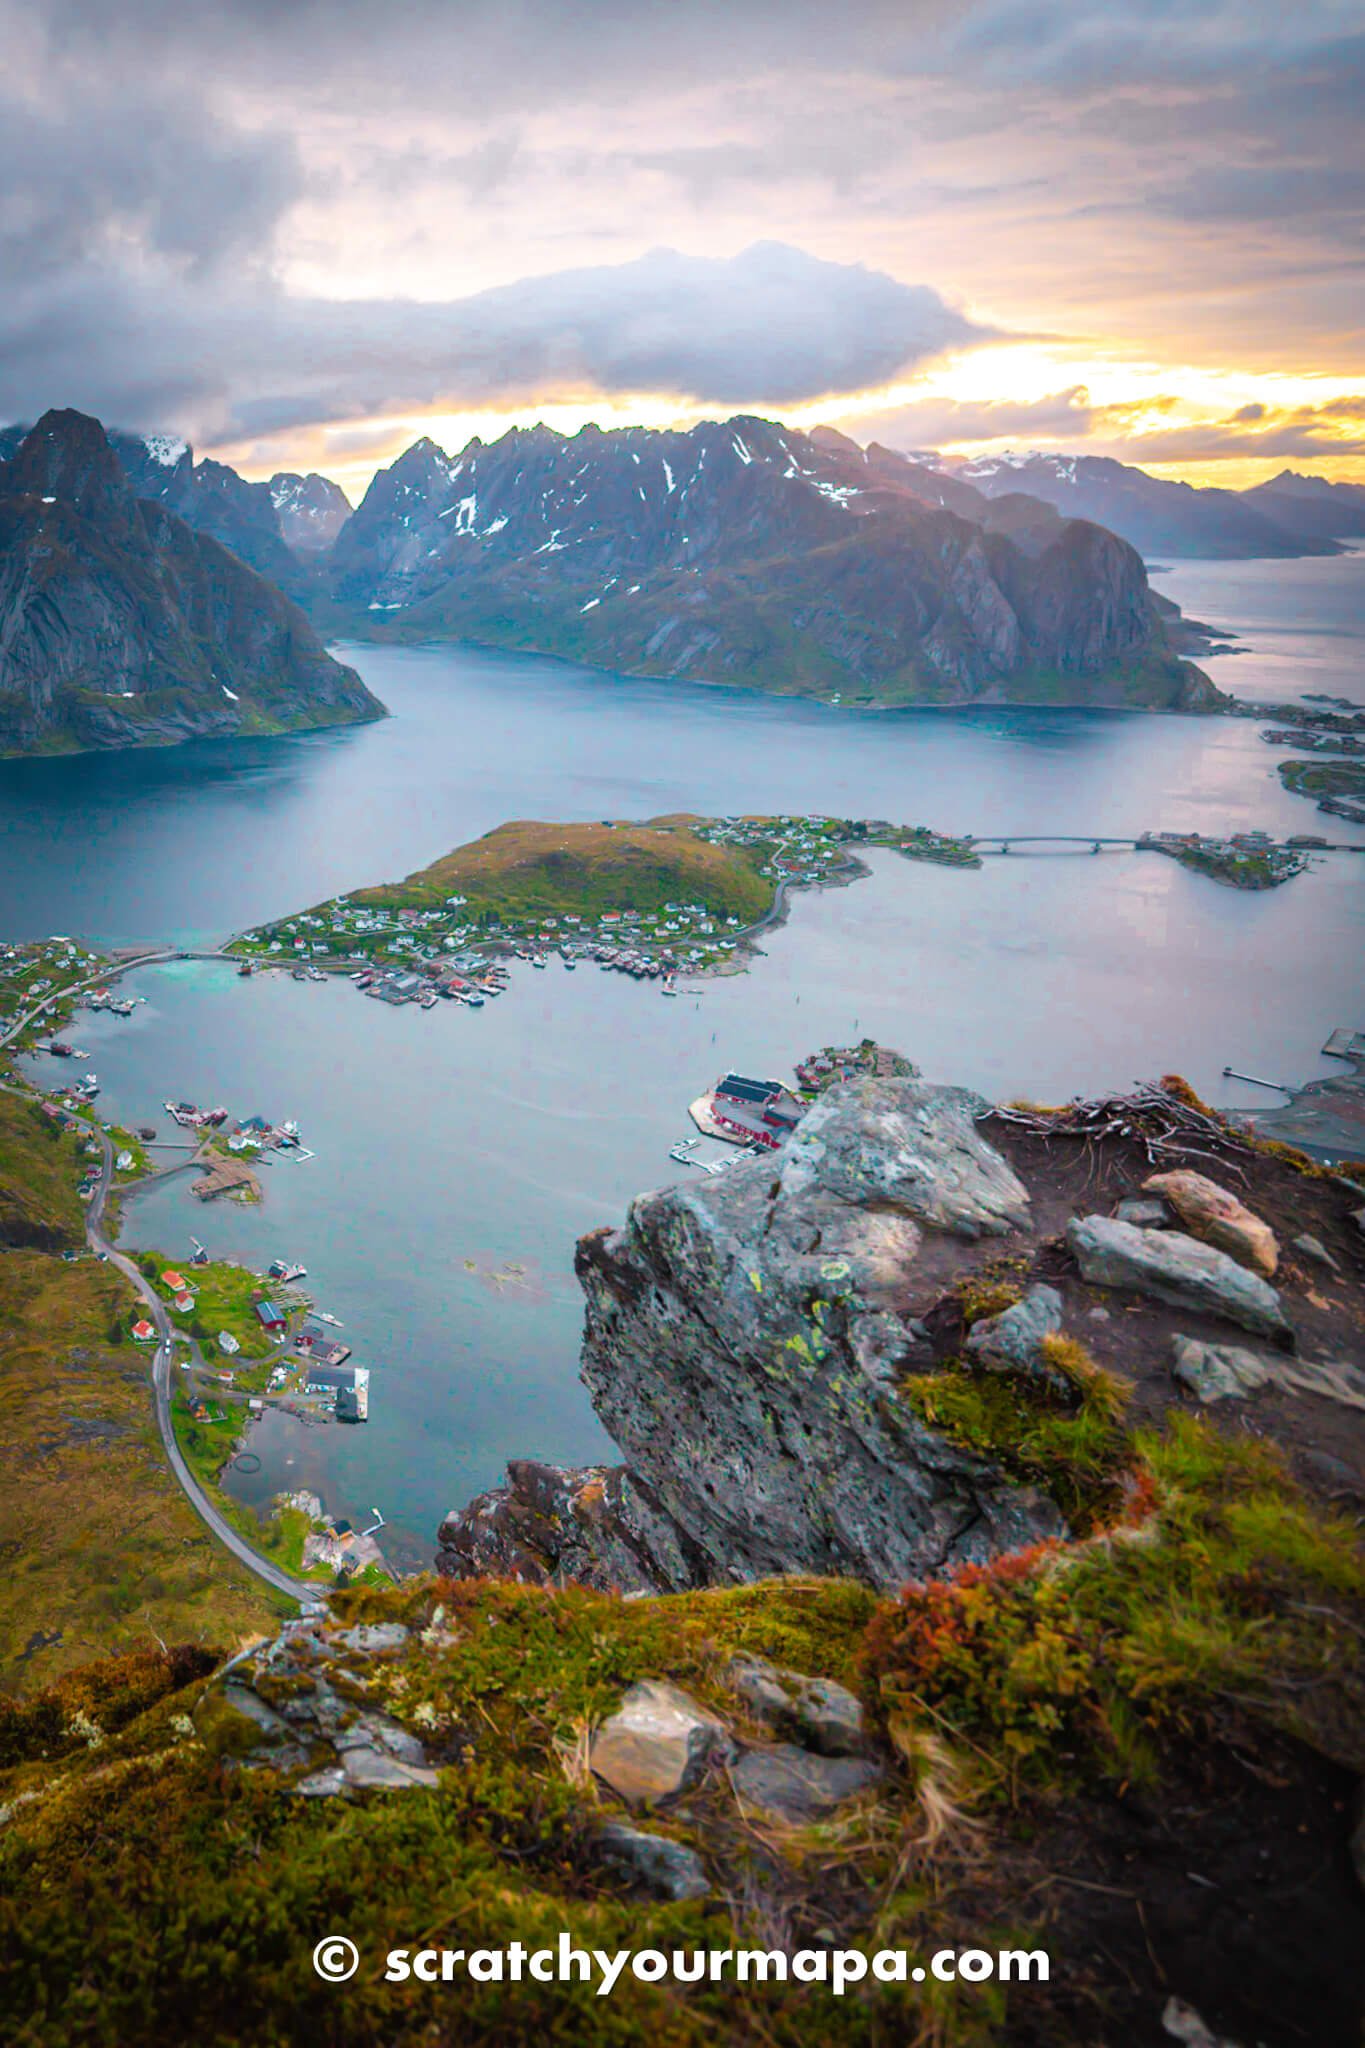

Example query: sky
[1,0,1361,498]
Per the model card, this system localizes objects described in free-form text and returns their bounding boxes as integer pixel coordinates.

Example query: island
[227,813,982,987]
[1277,756,1365,824]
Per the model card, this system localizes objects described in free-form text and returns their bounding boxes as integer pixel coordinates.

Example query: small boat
[661,982,678,997]
[281,1120,300,1138]
[563,957,577,970]
[291,967,307,980]
[237,961,254,977]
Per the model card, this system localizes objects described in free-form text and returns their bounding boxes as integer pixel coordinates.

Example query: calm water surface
[5,557,1363,1562]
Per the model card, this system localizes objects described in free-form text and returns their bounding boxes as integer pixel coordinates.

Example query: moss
[953,1256,1032,1328]
[864,1415,1365,1797]
[899,1354,1131,1530]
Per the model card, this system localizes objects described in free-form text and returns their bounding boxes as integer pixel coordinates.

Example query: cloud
[1094,400,1365,463]
[831,385,1093,451]
[0,0,1359,481]
[0,239,985,442]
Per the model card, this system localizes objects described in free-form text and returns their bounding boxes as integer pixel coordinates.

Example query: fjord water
[5,556,1364,1560]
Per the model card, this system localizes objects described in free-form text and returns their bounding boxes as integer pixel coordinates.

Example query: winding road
[83,1130,310,1601]
[6,952,311,1602]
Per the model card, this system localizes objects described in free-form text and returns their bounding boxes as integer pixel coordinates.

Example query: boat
[661,981,678,997]
[291,967,307,980]
[281,1120,300,1138]
[563,956,577,970]
[50,1042,73,1057]
[237,961,254,977]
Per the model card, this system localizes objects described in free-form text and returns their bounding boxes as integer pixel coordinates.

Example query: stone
[1171,1335,1276,1403]
[590,1681,731,1807]
[595,1821,710,1901]
[1114,1197,1170,1227]
[964,1284,1066,1388]
[730,1744,883,1824]
[1066,1215,1291,1343]
[334,1623,410,1656]
[340,1746,440,1790]
[292,1768,350,1798]
[1172,1335,1365,1411]
[1292,1233,1340,1273]
[1162,1997,1244,2048]
[1142,1170,1279,1278]
[1352,1207,1365,1240]
[779,1079,1032,1239]
[726,1655,867,1757]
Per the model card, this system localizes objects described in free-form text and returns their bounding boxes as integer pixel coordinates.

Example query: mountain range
[5,404,1362,753]
[322,415,1209,708]
[948,453,1365,560]
[0,411,381,756]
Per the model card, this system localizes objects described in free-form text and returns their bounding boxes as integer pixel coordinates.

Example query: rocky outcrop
[439,1078,1067,1594]
[1067,1215,1291,1341]
[0,410,383,756]
[328,415,1211,709]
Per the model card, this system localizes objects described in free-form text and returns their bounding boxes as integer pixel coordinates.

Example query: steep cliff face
[0,410,384,755]
[439,1079,1070,1592]
[328,415,1214,708]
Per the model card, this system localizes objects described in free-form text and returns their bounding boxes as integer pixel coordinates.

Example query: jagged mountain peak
[1,409,131,522]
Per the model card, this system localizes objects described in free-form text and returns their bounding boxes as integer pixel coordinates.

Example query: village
[225,812,981,1007]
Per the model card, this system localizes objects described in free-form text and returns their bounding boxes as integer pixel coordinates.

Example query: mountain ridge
[323,414,1211,709]
[0,409,383,756]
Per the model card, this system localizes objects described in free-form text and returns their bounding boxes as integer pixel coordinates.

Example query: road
[5,948,310,1603]
[84,1127,311,1603]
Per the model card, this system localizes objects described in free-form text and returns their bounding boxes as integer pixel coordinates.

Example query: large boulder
[1142,1170,1279,1277]
[1067,1215,1291,1343]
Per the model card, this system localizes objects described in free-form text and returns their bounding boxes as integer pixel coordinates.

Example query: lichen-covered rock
[589,1681,731,1807]
[965,1283,1066,1386]
[726,1655,867,1757]
[443,1079,1063,1596]
[1067,1215,1291,1342]
[1142,1170,1279,1278]
[571,1079,1060,1592]
[437,1459,699,1594]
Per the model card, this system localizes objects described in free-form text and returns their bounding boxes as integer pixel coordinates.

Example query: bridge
[969,835,1143,855]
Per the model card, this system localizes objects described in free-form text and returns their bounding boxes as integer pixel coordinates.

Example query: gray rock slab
[1292,1233,1339,1272]
[1067,1215,1290,1341]
[596,1821,710,1901]
[730,1744,883,1823]
[1171,1335,1276,1403]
